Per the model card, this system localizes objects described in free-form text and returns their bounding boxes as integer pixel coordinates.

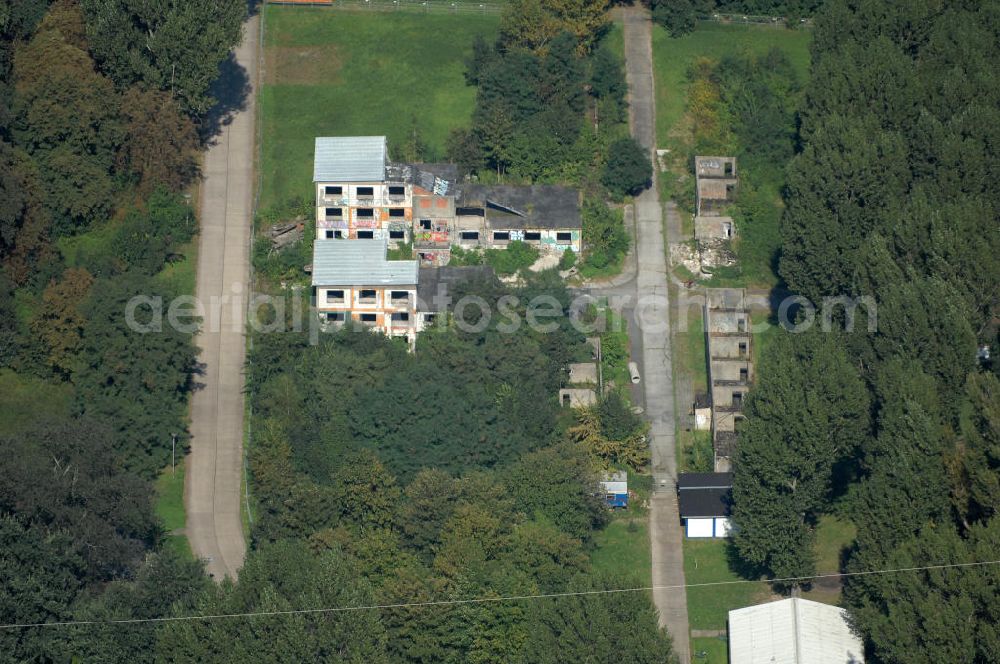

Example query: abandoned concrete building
[452,185,582,256]
[694,156,737,217]
[314,136,457,245]
[312,237,419,341]
[692,156,739,273]
[313,136,582,266]
[705,288,753,471]
[313,238,500,341]
[694,215,735,241]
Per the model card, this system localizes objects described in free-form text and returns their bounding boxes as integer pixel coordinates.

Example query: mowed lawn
[260,7,498,209]
[651,22,812,145]
[684,538,771,631]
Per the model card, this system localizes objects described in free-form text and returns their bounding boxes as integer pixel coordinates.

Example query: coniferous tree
[731,326,868,584]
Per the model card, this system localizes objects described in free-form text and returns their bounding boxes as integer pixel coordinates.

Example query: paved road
[185,12,258,581]
[622,7,691,662]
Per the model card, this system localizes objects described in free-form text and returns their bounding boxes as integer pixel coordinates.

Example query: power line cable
[2,558,999,630]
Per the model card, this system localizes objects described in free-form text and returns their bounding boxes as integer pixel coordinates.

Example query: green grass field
[591,517,653,587]
[684,538,770,631]
[692,636,729,663]
[651,23,812,145]
[259,7,498,209]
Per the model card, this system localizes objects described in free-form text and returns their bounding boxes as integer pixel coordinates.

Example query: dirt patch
[265,45,343,85]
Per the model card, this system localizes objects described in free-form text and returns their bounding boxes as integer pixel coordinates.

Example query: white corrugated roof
[312,238,417,287]
[729,598,865,664]
[313,136,387,182]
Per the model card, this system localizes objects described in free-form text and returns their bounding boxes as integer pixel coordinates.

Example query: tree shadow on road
[199,52,252,144]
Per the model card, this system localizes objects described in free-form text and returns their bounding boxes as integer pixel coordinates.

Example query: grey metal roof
[312,238,417,287]
[313,136,387,182]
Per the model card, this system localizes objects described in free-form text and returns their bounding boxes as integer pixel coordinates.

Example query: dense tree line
[0,1,245,660]
[730,1,1000,661]
[651,0,824,37]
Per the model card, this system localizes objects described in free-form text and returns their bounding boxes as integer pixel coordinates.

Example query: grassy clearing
[155,464,194,560]
[651,23,811,145]
[604,20,624,61]
[684,538,771,631]
[675,301,707,393]
[591,517,652,587]
[0,369,74,436]
[260,7,498,209]
[154,238,199,295]
[804,515,857,605]
[814,515,856,573]
[691,636,729,663]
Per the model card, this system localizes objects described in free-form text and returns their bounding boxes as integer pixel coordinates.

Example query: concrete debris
[268,218,305,250]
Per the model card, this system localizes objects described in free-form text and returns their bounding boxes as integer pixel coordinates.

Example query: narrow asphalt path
[622,7,691,662]
[185,12,258,581]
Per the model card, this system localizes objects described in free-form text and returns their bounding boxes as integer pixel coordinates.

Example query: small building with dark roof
[678,472,733,538]
[453,184,582,253]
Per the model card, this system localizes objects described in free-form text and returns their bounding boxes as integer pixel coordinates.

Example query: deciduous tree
[80,0,246,117]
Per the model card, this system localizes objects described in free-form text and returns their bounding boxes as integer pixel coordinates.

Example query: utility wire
[2,558,999,630]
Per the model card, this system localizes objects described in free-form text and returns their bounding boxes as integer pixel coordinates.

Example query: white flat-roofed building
[728,598,865,664]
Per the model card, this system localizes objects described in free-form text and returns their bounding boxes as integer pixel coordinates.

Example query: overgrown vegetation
[672,47,802,286]
[239,273,675,661]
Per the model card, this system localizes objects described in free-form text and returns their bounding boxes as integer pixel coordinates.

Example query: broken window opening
[387,185,405,196]
[460,231,479,241]
[389,230,405,240]
[556,232,572,242]
[326,289,345,302]
[324,185,343,196]
[356,186,374,197]
[356,208,374,218]
[524,232,541,242]
[325,207,342,218]
[389,208,405,218]
[357,230,375,239]
[493,231,510,241]
[359,289,377,304]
